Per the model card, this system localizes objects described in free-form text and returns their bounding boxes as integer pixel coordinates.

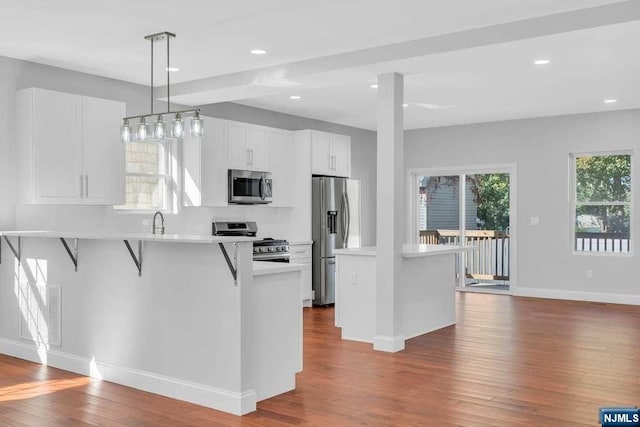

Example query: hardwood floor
[0,293,639,426]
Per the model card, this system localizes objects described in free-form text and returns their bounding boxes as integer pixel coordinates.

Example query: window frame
[114,137,181,214]
[569,150,633,257]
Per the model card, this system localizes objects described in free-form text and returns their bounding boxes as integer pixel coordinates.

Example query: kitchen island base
[335,244,473,350]
[0,233,303,415]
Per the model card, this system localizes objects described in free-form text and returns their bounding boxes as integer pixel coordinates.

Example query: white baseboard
[514,287,640,306]
[373,335,405,353]
[341,334,373,344]
[0,338,256,416]
[403,321,456,341]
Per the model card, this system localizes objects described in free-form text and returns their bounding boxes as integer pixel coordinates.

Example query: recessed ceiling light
[370,84,378,89]
[251,49,268,55]
[604,99,617,104]
[165,67,180,72]
[289,95,301,100]
[534,59,551,65]
[403,103,409,108]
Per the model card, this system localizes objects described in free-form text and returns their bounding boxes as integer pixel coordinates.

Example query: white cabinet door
[18,88,126,205]
[331,134,351,178]
[290,243,313,303]
[311,130,331,175]
[82,96,126,205]
[228,122,269,171]
[310,130,350,177]
[32,89,84,203]
[247,128,268,171]
[268,130,294,206]
[297,259,313,302]
[227,122,249,169]
[183,117,228,207]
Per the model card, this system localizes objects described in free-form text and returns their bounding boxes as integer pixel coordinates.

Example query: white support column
[374,72,405,352]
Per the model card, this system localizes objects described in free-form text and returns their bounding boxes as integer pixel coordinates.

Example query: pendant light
[190,110,204,137]
[121,119,132,143]
[154,115,166,139]
[138,117,149,141]
[121,31,203,142]
[172,112,184,138]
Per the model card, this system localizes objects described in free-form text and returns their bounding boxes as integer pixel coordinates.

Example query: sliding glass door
[412,168,513,292]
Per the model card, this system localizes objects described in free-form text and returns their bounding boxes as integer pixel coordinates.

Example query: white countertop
[252,261,304,276]
[0,230,257,244]
[401,244,475,258]
[334,247,377,257]
[288,241,313,246]
[334,244,475,258]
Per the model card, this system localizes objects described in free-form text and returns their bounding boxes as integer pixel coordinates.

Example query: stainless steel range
[212,221,289,263]
[253,238,290,262]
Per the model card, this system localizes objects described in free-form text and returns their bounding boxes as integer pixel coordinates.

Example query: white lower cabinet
[289,243,313,307]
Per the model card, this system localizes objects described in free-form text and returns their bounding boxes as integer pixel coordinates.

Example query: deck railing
[419,230,510,281]
[575,232,630,253]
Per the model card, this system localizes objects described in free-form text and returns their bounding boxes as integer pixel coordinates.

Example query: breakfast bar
[0,231,303,415]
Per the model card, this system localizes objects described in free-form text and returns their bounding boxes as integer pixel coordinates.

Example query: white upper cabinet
[227,121,269,171]
[17,88,125,205]
[82,96,126,205]
[182,117,228,207]
[310,130,351,177]
[268,129,295,207]
[330,133,351,178]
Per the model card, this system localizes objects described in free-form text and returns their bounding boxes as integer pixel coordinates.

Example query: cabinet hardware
[80,175,84,198]
[84,175,89,198]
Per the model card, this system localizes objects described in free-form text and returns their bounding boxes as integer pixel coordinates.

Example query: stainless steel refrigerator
[312,177,361,306]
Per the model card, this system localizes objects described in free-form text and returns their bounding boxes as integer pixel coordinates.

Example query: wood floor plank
[0,292,638,425]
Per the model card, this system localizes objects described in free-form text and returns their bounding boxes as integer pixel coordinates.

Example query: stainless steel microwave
[228,169,273,204]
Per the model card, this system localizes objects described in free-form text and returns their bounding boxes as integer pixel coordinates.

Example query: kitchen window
[114,139,178,212]
[571,152,632,254]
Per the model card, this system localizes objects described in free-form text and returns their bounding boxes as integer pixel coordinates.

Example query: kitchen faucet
[152,211,165,235]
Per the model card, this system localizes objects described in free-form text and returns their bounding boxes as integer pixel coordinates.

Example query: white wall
[405,110,640,303]
[0,56,377,245]
[0,58,20,229]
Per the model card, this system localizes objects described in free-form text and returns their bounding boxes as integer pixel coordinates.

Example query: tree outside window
[574,153,631,253]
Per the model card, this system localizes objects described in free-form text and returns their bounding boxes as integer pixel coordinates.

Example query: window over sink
[114,139,179,212]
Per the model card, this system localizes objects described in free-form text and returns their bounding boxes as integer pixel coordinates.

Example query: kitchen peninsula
[0,231,303,416]
[334,244,474,345]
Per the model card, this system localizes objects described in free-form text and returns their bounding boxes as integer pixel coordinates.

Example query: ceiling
[0,0,637,130]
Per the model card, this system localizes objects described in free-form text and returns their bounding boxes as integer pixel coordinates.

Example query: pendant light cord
[150,37,154,115]
[167,33,170,113]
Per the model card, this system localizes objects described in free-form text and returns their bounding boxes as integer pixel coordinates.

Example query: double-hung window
[571,152,632,253]
[114,140,175,212]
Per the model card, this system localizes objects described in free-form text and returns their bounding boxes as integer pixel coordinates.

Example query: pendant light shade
[190,111,204,137]
[172,113,184,138]
[121,119,132,143]
[120,32,203,143]
[154,115,166,139]
[138,117,149,141]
